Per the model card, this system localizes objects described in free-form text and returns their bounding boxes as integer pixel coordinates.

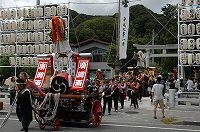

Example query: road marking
[101,124,200,132]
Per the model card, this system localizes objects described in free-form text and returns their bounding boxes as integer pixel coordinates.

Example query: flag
[119,0,130,60]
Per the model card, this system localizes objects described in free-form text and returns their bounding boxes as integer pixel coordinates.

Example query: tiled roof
[70,38,110,47]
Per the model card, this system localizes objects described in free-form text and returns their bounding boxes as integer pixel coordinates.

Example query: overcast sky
[1,0,177,15]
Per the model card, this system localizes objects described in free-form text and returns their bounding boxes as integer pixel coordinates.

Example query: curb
[172,121,200,126]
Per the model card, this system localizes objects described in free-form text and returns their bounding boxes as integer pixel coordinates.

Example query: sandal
[154,116,157,119]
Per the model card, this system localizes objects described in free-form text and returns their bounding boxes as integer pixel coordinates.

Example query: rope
[0,96,18,131]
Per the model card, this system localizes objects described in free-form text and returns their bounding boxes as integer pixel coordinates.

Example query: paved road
[0,95,200,131]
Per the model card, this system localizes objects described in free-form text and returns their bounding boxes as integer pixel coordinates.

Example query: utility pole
[113,0,121,75]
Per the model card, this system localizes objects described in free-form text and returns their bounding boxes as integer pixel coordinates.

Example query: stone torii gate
[133,44,178,68]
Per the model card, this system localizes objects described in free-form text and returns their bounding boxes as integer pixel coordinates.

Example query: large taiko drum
[180,53,187,64]
[51,72,70,94]
[188,38,195,49]
[188,53,194,64]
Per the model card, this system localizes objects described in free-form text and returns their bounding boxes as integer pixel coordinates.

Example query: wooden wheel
[54,118,60,130]
[92,100,102,127]
[39,121,46,129]
[34,110,40,122]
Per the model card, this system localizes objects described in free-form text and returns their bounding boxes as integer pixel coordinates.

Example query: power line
[70,0,141,5]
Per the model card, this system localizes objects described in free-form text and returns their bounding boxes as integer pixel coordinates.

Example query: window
[88,48,107,62]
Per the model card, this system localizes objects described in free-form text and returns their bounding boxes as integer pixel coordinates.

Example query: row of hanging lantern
[180,8,200,20]
[1,18,68,31]
[0,44,55,54]
[180,38,200,50]
[1,32,52,42]
[180,23,200,35]
[1,5,68,20]
[180,52,200,64]
[180,0,200,6]
[9,56,68,66]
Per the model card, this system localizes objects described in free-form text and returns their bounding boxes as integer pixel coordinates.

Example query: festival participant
[19,72,44,95]
[9,77,16,105]
[16,78,32,132]
[130,78,139,109]
[111,79,120,112]
[102,80,112,115]
[119,79,126,109]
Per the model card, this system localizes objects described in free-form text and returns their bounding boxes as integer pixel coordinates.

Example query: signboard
[71,58,90,91]
[119,0,130,60]
[34,60,49,88]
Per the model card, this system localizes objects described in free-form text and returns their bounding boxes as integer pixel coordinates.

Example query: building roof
[70,38,110,47]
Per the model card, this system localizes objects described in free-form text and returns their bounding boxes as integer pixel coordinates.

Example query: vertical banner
[119,0,130,60]
[34,60,49,89]
[71,58,90,91]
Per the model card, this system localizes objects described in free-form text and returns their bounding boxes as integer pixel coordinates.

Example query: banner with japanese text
[71,58,90,91]
[119,0,130,60]
[34,60,49,89]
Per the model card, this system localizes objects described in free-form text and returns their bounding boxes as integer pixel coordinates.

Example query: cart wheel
[54,118,60,130]
[34,110,40,122]
[92,100,102,127]
[39,121,46,129]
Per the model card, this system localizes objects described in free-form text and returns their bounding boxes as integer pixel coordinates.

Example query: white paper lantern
[197,0,200,5]
[45,19,51,28]
[180,0,186,6]
[2,10,7,19]
[64,57,68,66]
[27,45,33,54]
[45,7,51,16]
[22,57,28,66]
[3,46,7,54]
[188,23,195,35]
[2,34,7,43]
[187,0,194,6]
[9,57,15,66]
[10,9,16,18]
[196,8,200,19]
[33,8,38,17]
[62,5,68,15]
[31,32,35,42]
[180,24,187,35]
[31,8,34,18]
[188,38,195,49]
[180,9,188,20]
[196,53,200,64]
[10,33,16,42]
[10,45,15,54]
[27,20,34,30]
[37,7,43,17]
[180,53,187,64]
[16,33,22,42]
[28,32,31,42]
[0,46,5,54]
[33,45,39,54]
[33,57,38,66]
[34,32,38,42]
[17,9,22,18]
[21,21,27,30]
[16,45,22,54]
[196,38,200,49]
[28,8,32,18]
[6,34,11,43]
[6,21,11,30]
[38,32,43,42]
[39,44,44,53]
[188,8,195,20]
[2,22,6,30]
[23,8,27,18]
[5,45,10,54]
[50,44,55,53]
[44,44,49,53]
[38,20,44,29]
[6,10,11,19]
[51,6,56,16]
[22,45,27,54]
[27,57,33,65]
[188,53,194,64]
[16,57,22,66]
[57,6,62,16]
[63,18,68,28]
[34,20,38,29]
[22,33,27,42]
[17,21,22,30]
[11,21,17,30]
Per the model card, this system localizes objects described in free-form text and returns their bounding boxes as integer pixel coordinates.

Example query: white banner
[119,0,130,60]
